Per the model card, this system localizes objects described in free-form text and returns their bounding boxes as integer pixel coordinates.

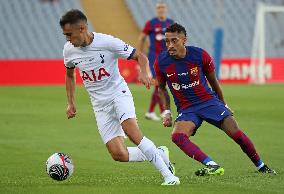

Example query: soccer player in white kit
[59,9,180,185]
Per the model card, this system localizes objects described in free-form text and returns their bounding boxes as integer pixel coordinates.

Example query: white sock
[205,161,218,166]
[127,146,170,165]
[138,136,173,179]
[157,147,170,167]
[127,147,147,162]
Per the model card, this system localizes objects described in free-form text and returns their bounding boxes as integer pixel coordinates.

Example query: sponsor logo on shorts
[176,113,183,119]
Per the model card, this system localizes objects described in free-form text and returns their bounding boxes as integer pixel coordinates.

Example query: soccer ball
[46,153,74,181]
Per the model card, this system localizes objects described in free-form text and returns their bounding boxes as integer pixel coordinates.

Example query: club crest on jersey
[124,44,129,51]
[155,33,164,41]
[190,67,198,76]
[99,54,105,64]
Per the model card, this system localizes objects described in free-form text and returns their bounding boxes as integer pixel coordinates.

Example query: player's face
[165,32,187,58]
[62,23,86,47]
[156,3,167,19]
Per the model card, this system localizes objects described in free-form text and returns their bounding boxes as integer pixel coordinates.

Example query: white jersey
[63,32,135,111]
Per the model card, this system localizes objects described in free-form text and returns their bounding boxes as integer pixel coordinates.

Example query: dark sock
[232,130,262,167]
[172,133,211,165]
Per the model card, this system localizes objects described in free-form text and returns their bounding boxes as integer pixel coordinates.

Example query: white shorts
[94,92,136,144]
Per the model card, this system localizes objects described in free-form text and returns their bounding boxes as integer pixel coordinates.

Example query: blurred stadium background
[0,0,283,84]
[0,1,284,194]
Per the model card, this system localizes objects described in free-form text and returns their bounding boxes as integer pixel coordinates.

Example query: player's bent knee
[223,116,240,129]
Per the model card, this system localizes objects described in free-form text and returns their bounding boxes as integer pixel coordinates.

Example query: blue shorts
[175,99,232,135]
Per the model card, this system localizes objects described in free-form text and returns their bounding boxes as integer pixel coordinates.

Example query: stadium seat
[0,0,94,59]
[125,0,284,58]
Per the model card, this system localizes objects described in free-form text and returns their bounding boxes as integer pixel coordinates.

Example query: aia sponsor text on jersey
[81,68,110,82]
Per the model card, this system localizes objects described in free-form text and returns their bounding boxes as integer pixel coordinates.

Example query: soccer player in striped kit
[155,23,276,176]
[138,1,174,121]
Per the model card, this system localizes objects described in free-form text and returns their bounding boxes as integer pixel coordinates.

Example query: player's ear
[79,22,86,32]
[183,37,187,45]
[79,24,84,32]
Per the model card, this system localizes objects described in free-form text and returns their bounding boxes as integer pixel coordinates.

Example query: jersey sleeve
[201,49,215,74]
[154,57,166,83]
[63,45,75,69]
[105,35,136,60]
[142,20,151,35]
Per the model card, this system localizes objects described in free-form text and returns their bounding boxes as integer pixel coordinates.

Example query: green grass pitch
[0,84,283,194]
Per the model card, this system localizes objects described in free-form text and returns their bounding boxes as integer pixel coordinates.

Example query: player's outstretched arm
[65,68,77,119]
[158,82,171,111]
[206,71,225,104]
[206,71,234,114]
[158,81,172,127]
[137,32,148,54]
[131,50,151,89]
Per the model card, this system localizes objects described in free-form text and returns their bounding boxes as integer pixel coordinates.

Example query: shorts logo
[190,67,198,76]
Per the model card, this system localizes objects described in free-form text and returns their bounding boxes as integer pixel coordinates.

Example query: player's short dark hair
[59,9,87,27]
[156,0,166,5]
[166,23,187,37]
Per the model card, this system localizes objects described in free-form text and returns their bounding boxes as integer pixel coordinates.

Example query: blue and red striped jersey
[142,17,174,56]
[154,46,217,112]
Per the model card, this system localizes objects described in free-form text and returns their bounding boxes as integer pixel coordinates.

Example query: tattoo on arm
[206,72,225,103]
[158,83,171,110]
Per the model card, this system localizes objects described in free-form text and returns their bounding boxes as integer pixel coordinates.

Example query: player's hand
[66,104,76,119]
[162,113,173,127]
[138,70,151,89]
[225,104,234,116]
[150,78,158,86]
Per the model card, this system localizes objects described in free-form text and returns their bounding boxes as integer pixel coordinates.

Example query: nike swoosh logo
[176,113,183,118]
[167,73,175,77]
[120,113,126,120]
[221,111,225,115]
